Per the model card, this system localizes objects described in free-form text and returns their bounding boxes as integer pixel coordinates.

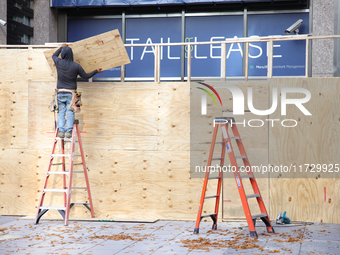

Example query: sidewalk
[0,216,339,254]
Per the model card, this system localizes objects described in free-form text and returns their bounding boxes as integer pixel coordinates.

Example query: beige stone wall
[312,0,335,77]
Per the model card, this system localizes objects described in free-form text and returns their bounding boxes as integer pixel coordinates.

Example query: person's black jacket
[52,46,98,90]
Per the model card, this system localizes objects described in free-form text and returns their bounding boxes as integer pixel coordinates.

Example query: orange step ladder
[35,120,94,226]
[194,117,274,238]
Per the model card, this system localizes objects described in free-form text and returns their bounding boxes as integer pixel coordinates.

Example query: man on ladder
[52,43,103,138]
[34,43,102,225]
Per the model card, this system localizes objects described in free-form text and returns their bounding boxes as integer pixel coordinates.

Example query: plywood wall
[269,78,340,223]
[0,48,339,223]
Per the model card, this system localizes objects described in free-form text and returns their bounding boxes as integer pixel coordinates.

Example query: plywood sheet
[158,83,190,151]
[28,82,159,151]
[0,81,28,149]
[0,49,54,82]
[269,78,340,223]
[1,78,340,223]
[44,29,130,75]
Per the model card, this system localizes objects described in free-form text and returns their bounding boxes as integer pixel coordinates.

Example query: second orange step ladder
[194,117,275,238]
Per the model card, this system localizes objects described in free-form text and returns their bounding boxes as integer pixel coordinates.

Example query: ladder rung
[73,171,84,173]
[48,171,69,175]
[251,213,267,219]
[201,213,217,219]
[55,137,78,141]
[51,154,81,157]
[39,206,66,210]
[246,194,261,199]
[43,189,67,193]
[204,195,218,199]
[73,163,83,166]
[71,202,90,205]
[203,142,224,144]
[230,136,240,140]
[208,176,221,180]
[50,163,65,166]
[240,174,254,179]
[212,158,223,161]
[235,156,247,159]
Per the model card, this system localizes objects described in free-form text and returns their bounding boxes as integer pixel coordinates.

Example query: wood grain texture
[1,76,340,223]
[0,49,55,82]
[269,78,340,223]
[44,29,130,76]
[0,82,28,149]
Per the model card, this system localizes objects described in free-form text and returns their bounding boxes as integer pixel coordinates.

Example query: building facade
[0,0,337,77]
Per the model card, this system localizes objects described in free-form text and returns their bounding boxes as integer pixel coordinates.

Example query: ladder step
[246,194,261,199]
[51,154,81,157]
[73,171,84,173]
[39,206,66,210]
[251,213,267,220]
[208,176,221,180]
[50,163,65,166]
[235,156,247,159]
[203,142,224,145]
[230,136,240,140]
[201,213,217,219]
[212,158,223,160]
[240,174,254,179]
[48,171,69,175]
[204,195,218,199]
[71,202,90,205]
[55,137,78,141]
[43,188,67,193]
[73,163,83,166]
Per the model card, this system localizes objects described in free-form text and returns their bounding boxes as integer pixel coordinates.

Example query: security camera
[285,19,303,35]
[0,19,6,26]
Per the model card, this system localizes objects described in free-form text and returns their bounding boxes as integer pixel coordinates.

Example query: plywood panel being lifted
[44,29,131,76]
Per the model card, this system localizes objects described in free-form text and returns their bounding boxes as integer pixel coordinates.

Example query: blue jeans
[57,93,74,133]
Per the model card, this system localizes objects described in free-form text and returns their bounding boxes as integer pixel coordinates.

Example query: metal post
[242,6,248,77]
[154,45,160,82]
[305,39,309,77]
[187,43,191,82]
[245,42,249,81]
[181,10,186,81]
[121,11,126,82]
[267,40,273,78]
[220,42,227,81]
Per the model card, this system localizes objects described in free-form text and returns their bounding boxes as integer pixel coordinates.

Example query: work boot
[65,131,72,139]
[58,132,65,138]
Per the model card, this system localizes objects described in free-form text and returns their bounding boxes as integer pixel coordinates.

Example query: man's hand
[62,43,68,47]
[97,68,103,73]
